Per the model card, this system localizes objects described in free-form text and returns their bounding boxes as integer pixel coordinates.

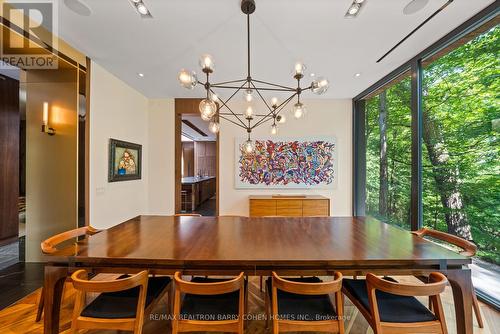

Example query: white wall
[89,61,149,229]
[89,64,352,220]
[148,99,175,215]
[219,99,353,216]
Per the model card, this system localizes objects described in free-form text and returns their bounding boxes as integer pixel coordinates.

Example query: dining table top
[49,215,469,269]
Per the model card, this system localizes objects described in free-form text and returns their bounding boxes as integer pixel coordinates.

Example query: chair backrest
[412,228,476,257]
[173,272,245,295]
[366,273,447,298]
[174,213,202,217]
[41,226,101,254]
[71,270,149,330]
[71,269,149,293]
[272,271,343,295]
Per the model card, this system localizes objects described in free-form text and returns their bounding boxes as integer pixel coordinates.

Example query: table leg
[446,268,473,334]
[43,265,68,334]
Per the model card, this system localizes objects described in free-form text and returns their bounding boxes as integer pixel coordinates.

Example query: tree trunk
[379,91,389,216]
[422,110,472,240]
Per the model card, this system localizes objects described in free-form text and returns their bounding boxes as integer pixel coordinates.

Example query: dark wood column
[0,75,20,245]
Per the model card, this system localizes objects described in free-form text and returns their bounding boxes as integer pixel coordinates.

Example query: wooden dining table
[43,215,474,334]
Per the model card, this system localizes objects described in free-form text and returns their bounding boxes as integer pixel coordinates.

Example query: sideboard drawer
[302,199,329,216]
[249,196,330,217]
[250,199,276,216]
[276,200,303,216]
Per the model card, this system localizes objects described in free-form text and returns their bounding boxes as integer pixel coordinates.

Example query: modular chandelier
[178,0,329,153]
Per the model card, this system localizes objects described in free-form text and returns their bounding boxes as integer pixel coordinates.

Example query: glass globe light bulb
[178,69,197,89]
[209,120,220,134]
[199,54,215,72]
[277,114,286,124]
[292,102,306,119]
[243,139,255,154]
[294,62,306,76]
[243,89,253,102]
[199,99,217,120]
[244,106,254,118]
[270,124,278,135]
[271,97,279,108]
[311,76,330,95]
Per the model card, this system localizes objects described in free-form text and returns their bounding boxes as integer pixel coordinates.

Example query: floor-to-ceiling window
[363,73,412,230]
[354,8,499,305]
[421,25,499,301]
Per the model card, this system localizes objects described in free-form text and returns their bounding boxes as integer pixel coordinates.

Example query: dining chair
[342,272,448,334]
[265,272,344,333]
[412,227,483,328]
[172,272,246,334]
[70,269,171,334]
[37,225,101,321]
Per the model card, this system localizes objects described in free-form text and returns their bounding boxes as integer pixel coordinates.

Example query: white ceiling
[182,114,217,141]
[56,0,494,99]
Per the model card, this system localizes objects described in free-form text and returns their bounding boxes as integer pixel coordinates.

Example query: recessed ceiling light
[138,73,144,77]
[355,73,361,78]
[403,0,429,15]
[63,0,92,16]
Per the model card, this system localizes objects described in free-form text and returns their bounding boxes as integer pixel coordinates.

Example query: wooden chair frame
[265,271,344,333]
[70,269,166,334]
[343,273,448,334]
[37,226,101,322]
[412,228,483,328]
[172,272,245,333]
[174,213,202,217]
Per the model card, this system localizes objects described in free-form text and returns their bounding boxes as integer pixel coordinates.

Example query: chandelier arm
[209,87,248,128]
[273,93,296,112]
[219,114,249,130]
[251,93,296,129]
[212,78,247,86]
[220,112,270,117]
[249,80,273,113]
[211,84,295,92]
[251,79,296,90]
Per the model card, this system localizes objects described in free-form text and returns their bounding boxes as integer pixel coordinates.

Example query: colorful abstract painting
[235,138,336,189]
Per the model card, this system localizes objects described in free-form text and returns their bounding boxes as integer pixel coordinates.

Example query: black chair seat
[81,276,171,319]
[179,277,244,322]
[343,278,436,323]
[266,277,337,322]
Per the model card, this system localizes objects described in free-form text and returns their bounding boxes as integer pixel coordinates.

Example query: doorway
[175,99,219,216]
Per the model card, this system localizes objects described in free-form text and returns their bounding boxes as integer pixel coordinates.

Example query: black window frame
[352,2,499,307]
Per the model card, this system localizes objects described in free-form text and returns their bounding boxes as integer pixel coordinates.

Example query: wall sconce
[41,102,55,135]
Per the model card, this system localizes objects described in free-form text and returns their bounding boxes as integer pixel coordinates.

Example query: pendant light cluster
[178,0,329,153]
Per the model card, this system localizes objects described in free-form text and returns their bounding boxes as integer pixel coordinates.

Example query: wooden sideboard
[249,195,330,217]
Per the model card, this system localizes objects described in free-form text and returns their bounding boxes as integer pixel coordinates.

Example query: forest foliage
[364,25,499,264]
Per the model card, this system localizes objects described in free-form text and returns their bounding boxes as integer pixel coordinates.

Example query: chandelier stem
[247,13,251,79]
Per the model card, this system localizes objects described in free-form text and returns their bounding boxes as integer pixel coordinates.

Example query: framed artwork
[235,137,336,189]
[108,139,142,182]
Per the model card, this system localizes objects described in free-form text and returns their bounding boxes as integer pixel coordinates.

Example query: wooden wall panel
[194,141,216,176]
[182,141,194,177]
[0,76,20,245]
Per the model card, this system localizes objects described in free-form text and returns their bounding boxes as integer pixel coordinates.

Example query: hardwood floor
[0,275,497,334]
